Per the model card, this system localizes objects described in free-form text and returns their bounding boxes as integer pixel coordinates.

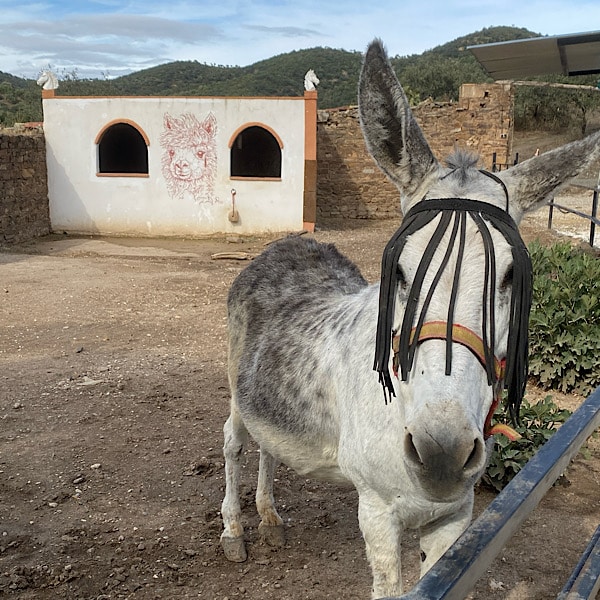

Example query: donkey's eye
[501,265,514,290]
[396,265,407,287]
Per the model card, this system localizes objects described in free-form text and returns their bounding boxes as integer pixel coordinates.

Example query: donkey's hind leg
[256,448,285,548]
[221,408,249,562]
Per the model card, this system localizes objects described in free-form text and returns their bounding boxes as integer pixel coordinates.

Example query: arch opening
[230,125,282,178]
[97,122,149,174]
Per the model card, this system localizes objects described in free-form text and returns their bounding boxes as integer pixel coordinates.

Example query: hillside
[2,26,599,130]
[54,46,366,110]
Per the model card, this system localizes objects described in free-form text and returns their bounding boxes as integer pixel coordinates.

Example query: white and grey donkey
[220,39,600,598]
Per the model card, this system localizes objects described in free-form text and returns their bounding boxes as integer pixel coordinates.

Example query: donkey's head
[360,40,600,500]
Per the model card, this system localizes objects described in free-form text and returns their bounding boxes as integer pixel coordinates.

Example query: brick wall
[317,82,514,220]
[0,128,50,244]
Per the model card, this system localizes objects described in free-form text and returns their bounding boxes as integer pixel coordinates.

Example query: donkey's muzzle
[404,424,486,497]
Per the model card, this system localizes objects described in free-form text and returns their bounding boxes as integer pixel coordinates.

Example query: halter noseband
[391,322,505,382]
[373,193,533,434]
[391,322,514,439]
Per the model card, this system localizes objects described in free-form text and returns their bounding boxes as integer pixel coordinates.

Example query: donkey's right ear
[359,39,438,201]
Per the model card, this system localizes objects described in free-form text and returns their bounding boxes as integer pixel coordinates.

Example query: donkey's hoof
[221,535,247,562]
[258,522,285,548]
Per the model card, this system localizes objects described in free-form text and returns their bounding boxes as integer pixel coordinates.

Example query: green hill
[422,25,538,57]
[0,75,41,125]
[2,26,598,130]
[54,46,365,109]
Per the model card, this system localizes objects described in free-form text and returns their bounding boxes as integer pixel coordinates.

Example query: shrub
[483,241,599,491]
[528,240,600,395]
[483,395,571,491]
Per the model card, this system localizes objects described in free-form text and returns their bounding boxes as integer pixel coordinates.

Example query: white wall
[43,96,307,236]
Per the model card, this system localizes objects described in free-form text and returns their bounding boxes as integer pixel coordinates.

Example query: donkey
[220,40,600,598]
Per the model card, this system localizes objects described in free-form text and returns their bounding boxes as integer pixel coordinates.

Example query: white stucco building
[41,88,318,237]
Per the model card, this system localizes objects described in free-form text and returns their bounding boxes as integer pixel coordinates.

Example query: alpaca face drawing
[160,112,218,204]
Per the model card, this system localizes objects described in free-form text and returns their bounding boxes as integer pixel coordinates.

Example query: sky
[1,0,600,80]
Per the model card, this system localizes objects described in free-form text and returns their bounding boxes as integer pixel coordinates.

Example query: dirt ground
[1,173,600,598]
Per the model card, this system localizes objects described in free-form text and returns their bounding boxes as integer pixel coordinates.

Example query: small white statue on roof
[304,69,319,91]
[37,70,59,90]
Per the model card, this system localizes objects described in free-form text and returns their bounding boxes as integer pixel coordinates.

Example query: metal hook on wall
[228,188,240,223]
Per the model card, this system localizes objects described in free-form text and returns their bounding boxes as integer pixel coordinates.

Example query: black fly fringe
[472,211,497,386]
[373,197,532,425]
[374,209,439,402]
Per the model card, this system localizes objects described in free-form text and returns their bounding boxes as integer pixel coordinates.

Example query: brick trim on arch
[94,119,150,146]
[227,122,284,149]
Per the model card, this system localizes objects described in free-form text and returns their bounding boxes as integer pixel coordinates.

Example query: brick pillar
[303,90,318,232]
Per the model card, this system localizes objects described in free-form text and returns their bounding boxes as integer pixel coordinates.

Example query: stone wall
[0,129,50,244]
[317,82,514,220]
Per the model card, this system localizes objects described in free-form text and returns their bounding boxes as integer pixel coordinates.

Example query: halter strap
[406,197,517,229]
[391,321,519,440]
[479,169,510,212]
[391,321,505,381]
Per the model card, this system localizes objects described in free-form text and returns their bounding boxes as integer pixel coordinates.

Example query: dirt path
[1,215,599,599]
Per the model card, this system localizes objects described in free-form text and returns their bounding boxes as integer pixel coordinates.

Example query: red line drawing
[160,112,218,204]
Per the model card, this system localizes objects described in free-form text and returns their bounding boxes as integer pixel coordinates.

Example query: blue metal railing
[557,524,600,599]
[383,386,600,600]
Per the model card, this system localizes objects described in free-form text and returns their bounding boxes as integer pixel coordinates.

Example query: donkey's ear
[498,130,600,223]
[359,39,438,204]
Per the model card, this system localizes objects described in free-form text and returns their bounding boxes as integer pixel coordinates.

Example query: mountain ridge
[4,26,597,129]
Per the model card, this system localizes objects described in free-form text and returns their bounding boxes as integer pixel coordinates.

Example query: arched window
[229,125,282,179]
[96,121,149,176]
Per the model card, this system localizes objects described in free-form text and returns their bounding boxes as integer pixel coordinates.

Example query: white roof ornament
[304,69,319,91]
[37,70,59,90]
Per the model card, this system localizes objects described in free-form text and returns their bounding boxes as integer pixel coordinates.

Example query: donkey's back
[228,235,367,321]
[227,234,367,393]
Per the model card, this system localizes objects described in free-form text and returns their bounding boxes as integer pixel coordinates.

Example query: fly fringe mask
[373,196,533,425]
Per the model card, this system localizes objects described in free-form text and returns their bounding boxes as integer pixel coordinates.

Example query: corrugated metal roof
[468,31,600,80]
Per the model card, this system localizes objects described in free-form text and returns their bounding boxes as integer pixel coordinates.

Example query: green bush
[528,240,600,395]
[483,241,599,491]
[483,395,571,491]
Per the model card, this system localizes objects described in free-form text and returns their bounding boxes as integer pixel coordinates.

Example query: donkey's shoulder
[229,236,367,307]
[262,235,367,289]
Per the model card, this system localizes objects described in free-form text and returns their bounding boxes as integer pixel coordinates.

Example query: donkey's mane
[443,150,480,184]
[445,150,479,170]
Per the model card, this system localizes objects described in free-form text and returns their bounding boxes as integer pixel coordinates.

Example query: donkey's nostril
[404,429,485,475]
[405,432,423,465]
[463,438,483,471]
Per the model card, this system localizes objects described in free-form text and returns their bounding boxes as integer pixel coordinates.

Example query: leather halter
[392,321,504,381]
[391,322,520,440]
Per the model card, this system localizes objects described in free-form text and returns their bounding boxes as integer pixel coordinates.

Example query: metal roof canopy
[468,31,600,80]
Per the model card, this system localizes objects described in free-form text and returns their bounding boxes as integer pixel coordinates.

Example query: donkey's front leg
[221,409,249,562]
[256,448,285,547]
[358,491,403,598]
[418,494,474,576]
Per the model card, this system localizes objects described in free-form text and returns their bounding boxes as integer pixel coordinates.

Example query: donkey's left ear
[498,130,600,224]
[359,39,438,204]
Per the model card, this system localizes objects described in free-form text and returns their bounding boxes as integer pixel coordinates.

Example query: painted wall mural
[160,112,219,204]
